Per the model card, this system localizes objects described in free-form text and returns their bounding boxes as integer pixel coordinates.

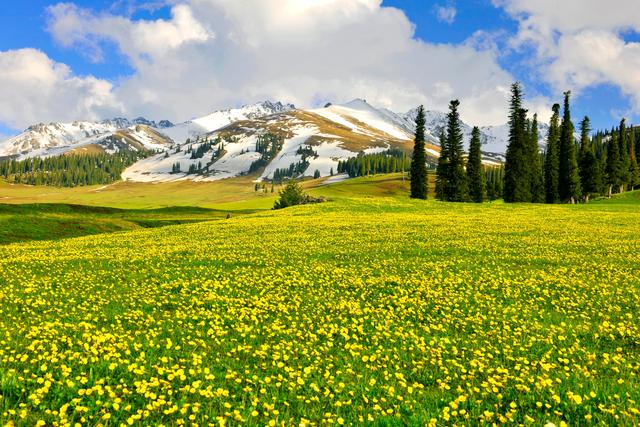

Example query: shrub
[273,180,325,210]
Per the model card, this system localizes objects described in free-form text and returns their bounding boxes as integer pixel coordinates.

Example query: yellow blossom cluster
[0,198,639,425]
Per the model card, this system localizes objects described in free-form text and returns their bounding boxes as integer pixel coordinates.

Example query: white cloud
[0,48,123,130]
[0,0,521,130]
[45,0,516,126]
[495,0,640,114]
[435,5,457,25]
[47,3,212,65]
[493,0,640,34]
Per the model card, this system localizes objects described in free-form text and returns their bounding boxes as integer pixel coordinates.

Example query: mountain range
[0,99,549,183]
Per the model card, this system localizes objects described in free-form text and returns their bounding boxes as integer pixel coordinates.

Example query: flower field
[1,198,639,426]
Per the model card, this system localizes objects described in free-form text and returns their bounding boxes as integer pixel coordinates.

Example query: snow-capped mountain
[102,117,174,129]
[0,121,174,160]
[0,101,294,161]
[122,99,438,183]
[1,98,550,184]
[159,101,296,144]
[402,108,550,156]
[480,122,550,154]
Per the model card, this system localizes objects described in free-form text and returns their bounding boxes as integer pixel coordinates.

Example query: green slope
[0,203,246,245]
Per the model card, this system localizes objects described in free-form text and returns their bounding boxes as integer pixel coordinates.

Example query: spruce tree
[629,126,639,190]
[606,132,622,197]
[443,100,468,201]
[410,105,428,199]
[618,119,631,192]
[528,113,545,202]
[578,116,600,202]
[466,126,485,203]
[558,91,581,203]
[435,130,448,200]
[544,104,561,203]
[503,83,531,202]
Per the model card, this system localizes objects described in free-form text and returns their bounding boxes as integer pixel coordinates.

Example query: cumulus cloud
[435,5,457,25]
[494,0,640,113]
[0,0,524,131]
[42,0,516,126]
[47,3,212,65]
[0,48,124,130]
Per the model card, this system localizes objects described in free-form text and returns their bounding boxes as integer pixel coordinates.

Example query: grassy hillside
[590,189,640,206]
[0,173,428,244]
[0,173,422,244]
[0,177,277,210]
[0,204,243,245]
[1,195,639,425]
[0,172,424,209]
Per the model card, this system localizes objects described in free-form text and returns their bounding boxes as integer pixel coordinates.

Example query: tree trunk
[620,184,625,194]
[585,194,589,204]
[608,185,612,198]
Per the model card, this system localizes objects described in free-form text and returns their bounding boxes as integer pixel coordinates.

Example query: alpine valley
[0,99,549,183]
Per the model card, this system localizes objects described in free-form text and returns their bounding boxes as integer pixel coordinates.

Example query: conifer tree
[443,100,468,201]
[485,166,504,200]
[504,83,530,202]
[618,119,631,192]
[466,126,485,203]
[629,126,639,190]
[544,104,561,203]
[435,130,448,200]
[577,116,600,202]
[409,105,428,199]
[527,113,545,202]
[558,91,581,203]
[606,132,622,197]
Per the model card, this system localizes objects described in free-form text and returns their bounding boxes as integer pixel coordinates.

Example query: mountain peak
[253,100,296,112]
[342,98,371,109]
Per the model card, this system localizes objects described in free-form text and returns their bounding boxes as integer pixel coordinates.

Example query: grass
[0,182,639,425]
[0,173,424,245]
[0,173,418,244]
[0,203,244,245]
[0,176,277,210]
[308,173,434,200]
[0,172,424,210]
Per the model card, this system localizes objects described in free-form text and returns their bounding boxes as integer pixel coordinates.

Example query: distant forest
[0,150,150,187]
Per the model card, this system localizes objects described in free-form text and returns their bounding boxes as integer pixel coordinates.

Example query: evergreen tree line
[409,100,489,202]
[596,121,640,196]
[271,142,320,183]
[189,139,224,160]
[434,100,476,202]
[0,151,148,187]
[485,166,505,201]
[272,160,310,184]
[256,133,284,156]
[171,147,226,176]
[506,83,639,204]
[337,149,411,178]
[502,83,546,203]
[410,82,640,204]
[249,133,285,173]
[295,145,318,159]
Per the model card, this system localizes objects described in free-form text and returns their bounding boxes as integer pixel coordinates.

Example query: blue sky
[0,0,638,135]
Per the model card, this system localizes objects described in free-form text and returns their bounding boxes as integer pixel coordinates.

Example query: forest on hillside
[0,151,151,187]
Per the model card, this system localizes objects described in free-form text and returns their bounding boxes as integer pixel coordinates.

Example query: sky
[1,0,640,138]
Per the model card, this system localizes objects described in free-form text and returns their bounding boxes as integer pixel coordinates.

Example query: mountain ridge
[1,99,550,184]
